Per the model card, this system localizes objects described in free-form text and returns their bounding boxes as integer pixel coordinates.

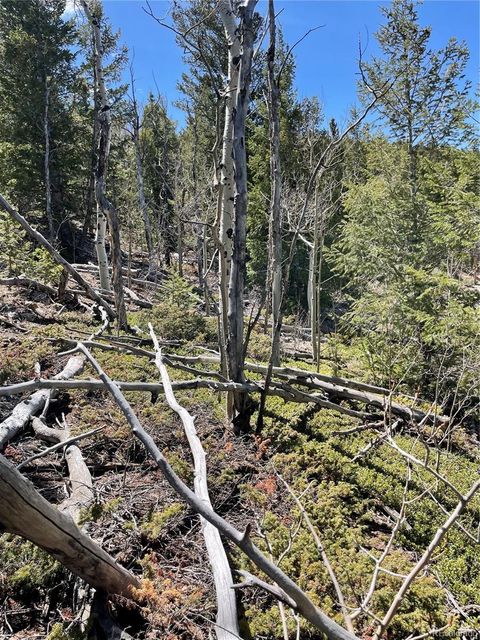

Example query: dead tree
[80,0,128,330]
[130,66,154,259]
[266,0,282,367]
[0,453,139,597]
[73,342,358,640]
[0,355,85,449]
[44,76,54,240]
[218,0,259,432]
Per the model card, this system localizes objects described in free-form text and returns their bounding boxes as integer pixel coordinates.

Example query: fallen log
[0,355,85,449]
[0,276,57,296]
[0,453,138,597]
[0,377,371,420]
[23,416,98,522]
[0,194,116,320]
[164,354,445,425]
[150,325,240,640]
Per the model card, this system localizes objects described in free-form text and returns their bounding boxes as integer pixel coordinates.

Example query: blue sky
[91,0,479,129]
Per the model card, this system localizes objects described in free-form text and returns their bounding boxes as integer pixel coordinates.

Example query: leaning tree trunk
[81,0,127,329]
[226,0,258,433]
[0,454,139,597]
[0,194,116,319]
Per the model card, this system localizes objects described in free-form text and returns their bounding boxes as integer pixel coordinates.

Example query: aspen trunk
[81,0,127,329]
[218,0,242,384]
[226,0,258,432]
[266,0,282,367]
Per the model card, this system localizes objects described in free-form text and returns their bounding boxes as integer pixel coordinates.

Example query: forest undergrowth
[1,268,479,640]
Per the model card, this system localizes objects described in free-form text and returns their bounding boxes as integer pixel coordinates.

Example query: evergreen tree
[0,0,78,236]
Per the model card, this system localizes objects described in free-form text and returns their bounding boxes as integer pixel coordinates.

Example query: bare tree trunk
[0,454,139,597]
[131,71,154,258]
[44,77,54,241]
[225,0,258,433]
[217,1,242,388]
[81,0,128,329]
[266,0,282,367]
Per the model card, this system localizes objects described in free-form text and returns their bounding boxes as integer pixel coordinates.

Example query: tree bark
[225,0,258,433]
[81,0,128,329]
[44,76,54,241]
[0,453,139,597]
[217,1,242,385]
[266,0,282,368]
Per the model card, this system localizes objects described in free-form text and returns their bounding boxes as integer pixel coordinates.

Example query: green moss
[140,503,185,541]
[79,498,123,525]
[0,538,63,593]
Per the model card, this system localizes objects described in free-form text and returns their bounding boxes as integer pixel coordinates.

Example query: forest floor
[0,271,479,640]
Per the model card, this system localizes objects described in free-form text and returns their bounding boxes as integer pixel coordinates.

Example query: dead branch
[17,425,103,470]
[0,277,57,296]
[0,355,85,449]
[277,473,355,633]
[149,324,239,640]
[372,478,480,640]
[231,569,297,610]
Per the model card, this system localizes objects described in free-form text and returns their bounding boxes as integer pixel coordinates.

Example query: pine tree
[0,0,77,237]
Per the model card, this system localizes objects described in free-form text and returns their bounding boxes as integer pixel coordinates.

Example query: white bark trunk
[81,0,128,329]
[218,0,242,382]
[267,0,282,367]
[222,0,258,432]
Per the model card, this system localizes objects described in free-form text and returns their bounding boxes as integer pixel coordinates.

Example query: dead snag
[0,453,139,597]
[149,325,240,640]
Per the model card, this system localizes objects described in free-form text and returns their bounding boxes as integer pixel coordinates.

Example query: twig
[17,426,104,470]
